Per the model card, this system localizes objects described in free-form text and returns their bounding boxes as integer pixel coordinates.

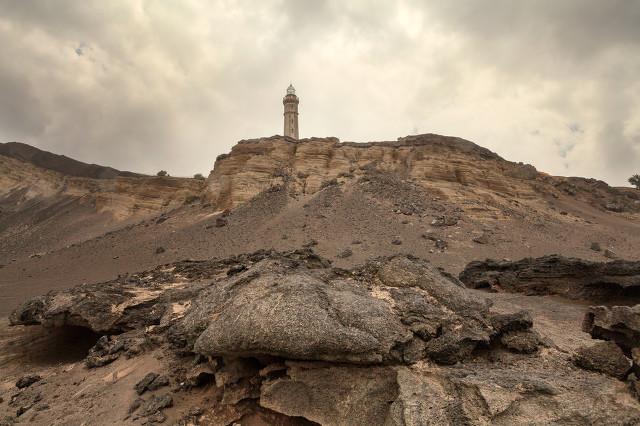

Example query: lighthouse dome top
[286,84,296,95]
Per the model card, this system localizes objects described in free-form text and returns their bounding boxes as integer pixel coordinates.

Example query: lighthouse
[283,84,299,139]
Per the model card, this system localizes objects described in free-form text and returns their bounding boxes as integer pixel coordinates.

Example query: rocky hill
[1,134,640,425]
[0,142,141,179]
[0,149,204,260]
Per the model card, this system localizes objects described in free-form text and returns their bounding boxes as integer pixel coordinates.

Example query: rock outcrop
[205,134,541,209]
[583,305,640,352]
[9,249,640,424]
[459,255,640,302]
[205,134,640,215]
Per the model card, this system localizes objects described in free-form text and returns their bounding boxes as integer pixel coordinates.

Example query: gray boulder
[574,341,631,379]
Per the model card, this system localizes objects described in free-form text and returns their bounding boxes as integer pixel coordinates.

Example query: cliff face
[205,134,541,209]
[206,133,640,215]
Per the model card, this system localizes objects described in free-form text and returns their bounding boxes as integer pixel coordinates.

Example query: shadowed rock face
[9,250,640,424]
[459,255,640,303]
[583,305,640,353]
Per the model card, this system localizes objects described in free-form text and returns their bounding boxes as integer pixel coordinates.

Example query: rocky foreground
[3,249,640,425]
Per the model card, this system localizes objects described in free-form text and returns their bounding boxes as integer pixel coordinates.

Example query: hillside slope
[0,149,205,261]
[1,134,639,315]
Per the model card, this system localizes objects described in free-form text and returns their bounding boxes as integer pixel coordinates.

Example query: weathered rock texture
[583,305,640,353]
[205,134,640,215]
[205,134,541,209]
[9,250,640,424]
[459,255,640,302]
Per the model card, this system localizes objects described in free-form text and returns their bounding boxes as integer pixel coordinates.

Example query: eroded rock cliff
[205,134,543,209]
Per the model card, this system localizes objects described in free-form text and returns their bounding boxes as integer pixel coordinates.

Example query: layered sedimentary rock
[0,154,204,218]
[10,250,640,424]
[205,134,640,214]
[205,134,542,209]
[459,255,640,302]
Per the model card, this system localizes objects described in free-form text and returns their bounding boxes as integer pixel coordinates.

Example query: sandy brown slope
[0,153,205,262]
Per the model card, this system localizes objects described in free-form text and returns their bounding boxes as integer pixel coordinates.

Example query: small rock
[434,239,447,250]
[155,247,165,254]
[227,264,247,276]
[604,249,617,259]
[351,240,362,245]
[491,311,533,334]
[473,234,489,245]
[391,238,402,246]
[560,211,568,216]
[302,239,318,248]
[337,249,353,259]
[135,373,158,395]
[135,373,169,395]
[590,242,601,252]
[574,341,631,379]
[128,398,144,414]
[16,375,41,389]
[141,394,173,416]
[431,215,459,227]
[215,217,227,227]
[188,407,204,417]
[500,329,541,354]
[145,412,167,424]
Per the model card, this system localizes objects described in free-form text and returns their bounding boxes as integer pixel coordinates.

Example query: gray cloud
[0,0,638,185]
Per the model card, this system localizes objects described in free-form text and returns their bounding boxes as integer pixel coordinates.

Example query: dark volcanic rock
[135,373,165,395]
[583,305,640,353]
[490,310,533,334]
[140,394,173,416]
[574,341,631,379]
[336,248,352,258]
[459,255,640,302]
[500,330,541,354]
[15,375,41,389]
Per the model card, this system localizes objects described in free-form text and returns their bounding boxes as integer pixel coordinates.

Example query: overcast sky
[0,1,639,185]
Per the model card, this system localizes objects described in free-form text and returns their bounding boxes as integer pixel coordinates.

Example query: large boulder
[172,253,495,365]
